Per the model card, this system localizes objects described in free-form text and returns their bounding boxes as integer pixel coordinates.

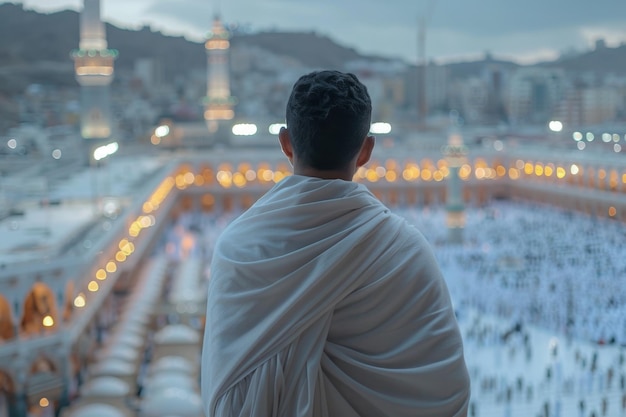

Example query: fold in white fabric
[202,175,470,417]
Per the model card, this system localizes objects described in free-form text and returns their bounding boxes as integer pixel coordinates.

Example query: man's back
[201,176,470,416]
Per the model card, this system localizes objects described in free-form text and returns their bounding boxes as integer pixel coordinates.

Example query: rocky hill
[1,2,625,95]
[0,3,380,93]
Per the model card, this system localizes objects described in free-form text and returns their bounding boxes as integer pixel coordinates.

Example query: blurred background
[0,1,625,416]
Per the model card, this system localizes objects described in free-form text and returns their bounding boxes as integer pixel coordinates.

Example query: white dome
[92,359,135,377]
[81,376,130,397]
[69,403,127,417]
[140,387,203,417]
[113,333,145,348]
[142,373,197,398]
[98,345,140,363]
[149,356,194,376]
[154,324,199,344]
[114,320,146,336]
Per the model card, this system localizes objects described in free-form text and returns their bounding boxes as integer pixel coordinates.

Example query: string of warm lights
[72,158,626,310]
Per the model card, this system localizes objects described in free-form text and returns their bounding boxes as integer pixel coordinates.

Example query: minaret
[203,15,236,132]
[443,133,468,244]
[71,0,117,139]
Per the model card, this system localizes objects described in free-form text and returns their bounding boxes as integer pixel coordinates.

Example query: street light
[548,120,563,132]
[93,141,119,161]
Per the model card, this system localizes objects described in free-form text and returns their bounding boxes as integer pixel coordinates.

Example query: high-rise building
[71,0,117,140]
[203,15,236,131]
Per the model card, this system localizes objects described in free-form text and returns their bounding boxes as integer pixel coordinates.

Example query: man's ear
[356,135,375,167]
[278,127,294,165]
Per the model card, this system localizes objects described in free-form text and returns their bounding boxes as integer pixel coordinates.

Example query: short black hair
[285,70,372,170]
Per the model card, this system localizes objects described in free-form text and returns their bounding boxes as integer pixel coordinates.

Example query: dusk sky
[6,0,626,64]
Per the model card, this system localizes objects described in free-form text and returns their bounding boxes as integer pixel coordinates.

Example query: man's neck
[293,166,354,181]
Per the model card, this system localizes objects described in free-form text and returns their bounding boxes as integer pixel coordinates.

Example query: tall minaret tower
[443,133,468,244]
[71,0,117,139]
[203,15,236,132]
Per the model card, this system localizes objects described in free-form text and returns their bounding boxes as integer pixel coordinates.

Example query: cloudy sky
[8,0,626,64]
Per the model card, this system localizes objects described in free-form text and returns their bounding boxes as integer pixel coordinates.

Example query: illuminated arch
[0,295,14,341]
[29,356,57,374]
[20,282,58,335]
[63,281,74,323]
[200,164,215,185]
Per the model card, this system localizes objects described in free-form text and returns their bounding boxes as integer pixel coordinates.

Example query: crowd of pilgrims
[397,201,625,346]
[171,199,625,417]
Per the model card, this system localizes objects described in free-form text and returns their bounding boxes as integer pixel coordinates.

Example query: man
[201,70,470,416]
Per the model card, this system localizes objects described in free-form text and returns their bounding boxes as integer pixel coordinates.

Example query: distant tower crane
[417,0,436,129]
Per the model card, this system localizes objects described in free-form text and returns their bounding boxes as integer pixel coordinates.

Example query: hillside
[0,3,378,90]
[2,2,626,94]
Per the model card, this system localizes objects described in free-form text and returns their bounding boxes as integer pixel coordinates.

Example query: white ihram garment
[202,175,470,417]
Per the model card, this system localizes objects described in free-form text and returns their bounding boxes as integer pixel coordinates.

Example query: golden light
[535,164,544,176]
[524,162,534,175]
[233,172,247,188]
[385,171,397,182]
[421,169,432,181]
[404,164,420,181]
[475,168,486,179]
[95,269,107,280]
[74,293,86,308]
[556,167,566,179]
[115,251,127,262]
[143,202,154,213]
[88,281,99,292]
[273,171,286,183]
[608,206,617,217]
[194,174,205,186]
[129,221,142,236]
[183,172,195,185]
[105,261,117,273]
[433,170,444,182]
[120,241,135,255]
[458,164,472,180]
[39,398,49,408]
[175,175,186,189]
[245,169,257,181]
[261,170,274,182]
[598,169,607,180]
[366,169,379,182]
[139,216,152,228]
[474,158,488,169]
[42,315,54,327]
[496,166,506,177]
[217,170,232,183]
[385,159,397,170]
[118,239,129,250]
[544,165,554,177]
[508,168,520,180]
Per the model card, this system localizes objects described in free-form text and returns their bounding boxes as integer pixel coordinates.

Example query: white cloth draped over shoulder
[202,175,470,417]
